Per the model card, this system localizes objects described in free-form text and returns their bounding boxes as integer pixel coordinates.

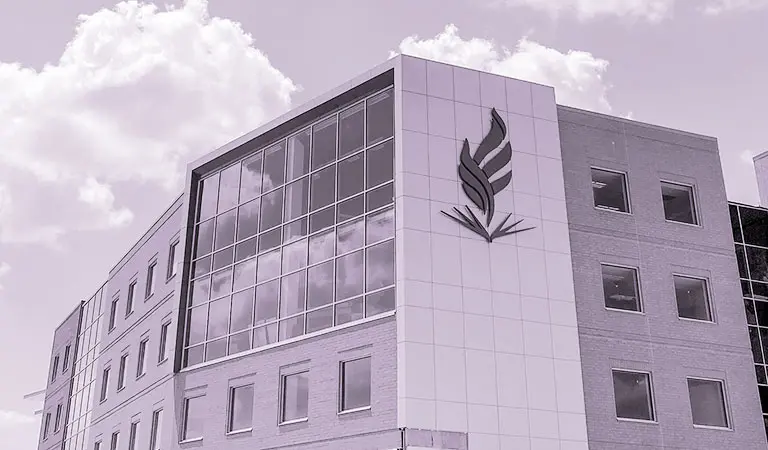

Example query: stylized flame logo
[441,108,534,242]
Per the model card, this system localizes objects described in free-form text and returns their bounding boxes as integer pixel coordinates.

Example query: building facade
[36,55,767,450]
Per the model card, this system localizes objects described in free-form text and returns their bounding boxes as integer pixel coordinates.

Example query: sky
[0,0,766,448]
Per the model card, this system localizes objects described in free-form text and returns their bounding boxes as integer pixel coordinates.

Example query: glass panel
[279,316,305,341]
[284,177,309,222]
[236,199,260,241]
[207,297,230,340]
[674,276,711,321]
[341,358,371,410]
[337,217,364,255]
[307,261,334,309]
[612,370,653,421]
[240,152,263,202]
[212,247,234,271]
[306,307,333,333]
[751,327,764,363]
[229,385,254,432]
[309,206,335,233]
[280,271,307,317]
[205,338,227,362]
[210,268,233,299]
[228,331,251,356]
[337,153,364,200]
[259,228,282,253]
[259,188,284,231]
[687,379,728,428]
[218,164,240,213]
[591,168,629,213]
[757,300,768,326]
[189,277,211,307]
[601,265,641,312]
[748,246,768,283]
[741,206,768,247]
[257,249,281,283]
[283,217,308,243]
[339,103,365,157]
[336,250,364,301]
[745,299,757,325]
[366,89,394,146]
[286,128,311,182]
[230,288,254,332]
[186,306,207,345]
[233,258,256,291]
[312,115,337,170]
[194,219,215,258]
[338,195,364,223]
[262,141,286,192]
[730,204,743,243]
[744,280,754,297]
[282,238,308,273]
[310,165,335,211]
[757,365,767,385]
[366,207,394,244]
[367,139,394,188]
[281,372,309,422]
[335,297,364,326]
[193,256,212,279]
[366,287,395,317]
[214,210,237,250]
[661,182,697,224]
[235,237,258,262]
[198,173,219,221]
[309,228,335,264]
[366,240,395,291]
[253,323,277,348]
[255,280,279,325]
[755,282,768,300]
[736,245,749,279]
[366,182,393,212]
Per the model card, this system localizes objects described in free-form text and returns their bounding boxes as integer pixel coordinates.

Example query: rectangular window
[158,322,170,363]
[108,297,119,331]
[137,338,148,377]
[601,264,641,312]
[182,396,205,441]
[661,181,698,225]
[280,371,309,423]
[340,357,372,412]
[149,409,163,450]
[51,355,59,382]
[43,412,51,438]
[100,367,110,402]
[612,369,654,421]
[128,421,139,450]
[62,345,70,372]
[117,353,128,390]
[168,241,180,279]
[227,385,254,433]
[674,275,712,322]
[146,262,157,298]
[54,404,62,432]
[126,281,136,316]
[688,378,729,428]
[110,431,119,450]
[94,441,101,450]
[591,168,630,213]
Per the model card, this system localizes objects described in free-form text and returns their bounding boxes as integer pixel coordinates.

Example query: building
[35,55,767,450]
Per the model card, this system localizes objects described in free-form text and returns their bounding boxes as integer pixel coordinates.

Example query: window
[661,181,698,225]
[43,412,51,438]
[674,275,712,322]
[591,168,630,213]
[100,367,110,402]
[168,241,180,279]
[110,431,119,450]
[54,404,62,432]
[146,262,157,298]
[280,371,309,423]
[158,322,170,363]
[94,441,101,450]
[51,355,59,382]
[601,264,641,312]
[612,369,655,421]
[128,421,139,450]
[109,297,119,331]
[687,378,729,428]
[149,409,163,450]
[126,281,136,316]
[227,385,254,433]
[182,396,205,441]
[137,338,148,377]
[340,357,372,412]
[62,345,71,372]
[117,354,128,390]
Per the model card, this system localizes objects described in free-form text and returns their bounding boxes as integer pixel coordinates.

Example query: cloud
[719,148,761,205]
[702,0,768,14]
[0,409,37,426]
[496,0,675,21]
[0,0,297,246]
[393,24,612,113]
[0,262,9,290]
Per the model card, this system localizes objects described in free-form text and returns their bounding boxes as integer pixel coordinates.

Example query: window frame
[611,368,656,423]
[94,441,102,450]
[125,281,136,317]
[100,367,111,402]
[51,355,59,382]
[686,376,731,430]
[168,240,180,280]
[108,296,119,331]
[181,395,205,443]
[226,384,255,434]
[146,261,157,299]
[660,180,700,226]
[136,338,149,378]
[279,370,310,425]
[110,431,119,450]
[591,166,632,215]
[158,321,171,364]
[43,412,51,439]
[600,263,643,314]
[149,409,163,450]
[54,403,62,432]
[128,420,140,450]
[62,345,70,372]
[338,357,372,414]
[673,274,715,323]
[117,353,128,391]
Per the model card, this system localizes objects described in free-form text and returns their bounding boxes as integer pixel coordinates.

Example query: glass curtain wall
[183,88,396,367]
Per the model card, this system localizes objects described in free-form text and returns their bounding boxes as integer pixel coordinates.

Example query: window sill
[125,311,134,319]
[145,293,155,302]
[136,373,146,381]
[605,306,645,315]
[167,273,177,283]
[225,428,252,437]
[158,357,169,366]
[594,205,633,216]
[693,424,732,431]
[279,418,308,426]
[665,218,701,228]
[117,386,125,393]
[617,417,657,424]
[678,316,716,325]
[179,437,203,444]
[338,406,371,416]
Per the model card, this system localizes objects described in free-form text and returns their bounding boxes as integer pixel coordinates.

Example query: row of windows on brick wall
[107,240,180,332]
[601,263,713,322]
[180,357,372,442]
[41,403,63,440]
[612,369,731,429]
[94,408,163,450]
[49,342,72,384]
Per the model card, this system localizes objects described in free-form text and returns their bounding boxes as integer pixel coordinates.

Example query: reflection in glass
[211,268,233,299]
[591,168,629,213]
[212,247,234,271]
[218,164,240,213]
[233,258,256,291]
[339,103,364,157]
[310,165,335,211]
[281,372,309,422]
[306,307,333,333]
[308,261,333,309]
[263,142,286,192]
[279,316,305,341]
[366,288,395,317]
[198,173,219,221]
[237,199,260,241]
[260,188,284,231]
[337,217,364,254]
[312,116,337,170]
[253,323,277,348]
[338,195,364,223]
[286,129,311,182]
[366,240,395,291]
[601,265,641,312]
[336,251,363,301]
[367,140,394,188]
[259,228,282,253]
[661,181,697,225]
[193,256,211,278]
[190,277,211,306]
[195,219,215,258]
[310,207,335,233]
[674,276,711,321]
[235,237,258,262]
[747,246,768,283]
[228,331,251,356]
[366,208,394,244]
[338,153,364,200]
[207,297,230,341]
[740,207,768,247]
[214,210,236,250]
[280,271,307,317]
[341,357,371,411]
[255,281,279,325]
[284,177,309,222]
[230,288,254,332]
[187,306,206,345]
[612,370,654,421]
[257,249,281,283]
[335,297,364,325]
[282,238,308,273]
[309,229,335,264]
[366,183,393,212]
[205,338,227,361]
[228,385,254,432]
[366,89,394,146]
[240,152,263,202]
[185,345,204,367]
[283,217,308,243]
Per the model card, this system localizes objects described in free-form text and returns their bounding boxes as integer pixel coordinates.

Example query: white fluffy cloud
[394,24,612,113]
[0,409,36,426]
[0,262,10,291]
[702,0,768,14]
[0,0,297,245]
